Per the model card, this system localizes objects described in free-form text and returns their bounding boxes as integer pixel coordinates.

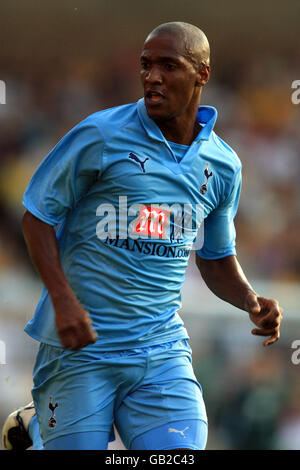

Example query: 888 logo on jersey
[96,196,205,250]
[133,205,170,239]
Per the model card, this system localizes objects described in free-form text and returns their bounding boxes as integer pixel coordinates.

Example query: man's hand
[244,292,283,347]
[196,255,283,347]
[22,212,98,350]
[54,296,98,350]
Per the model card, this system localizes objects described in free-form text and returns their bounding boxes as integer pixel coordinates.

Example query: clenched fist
[244,292,283,347]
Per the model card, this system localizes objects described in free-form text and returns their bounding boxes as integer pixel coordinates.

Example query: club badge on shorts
[48,396,59,428]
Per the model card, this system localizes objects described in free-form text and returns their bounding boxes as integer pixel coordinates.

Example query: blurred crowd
[0,41,299,450]
[193,329,300,450]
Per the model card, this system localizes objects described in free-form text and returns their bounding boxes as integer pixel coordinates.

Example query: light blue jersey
[23,98,241,350]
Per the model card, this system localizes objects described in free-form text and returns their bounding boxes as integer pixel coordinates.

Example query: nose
[144,66,163,84]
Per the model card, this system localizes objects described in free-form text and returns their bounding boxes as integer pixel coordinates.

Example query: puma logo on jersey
[200,162,213,194]
[128,152,149,173]
[168,426,189,438]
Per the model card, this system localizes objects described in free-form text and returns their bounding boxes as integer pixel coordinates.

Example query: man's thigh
[130,419,208,450]
[115,340,208,450]
[44,431,111,450]
[31,343,117,448]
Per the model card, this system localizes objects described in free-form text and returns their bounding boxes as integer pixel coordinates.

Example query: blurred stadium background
[0,0,299,450]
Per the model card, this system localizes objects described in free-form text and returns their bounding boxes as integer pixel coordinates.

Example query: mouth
[145,90,165,105]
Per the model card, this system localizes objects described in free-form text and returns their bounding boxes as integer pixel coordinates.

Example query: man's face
[140,33,201,122]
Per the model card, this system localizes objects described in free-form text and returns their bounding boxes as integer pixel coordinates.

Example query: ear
[195,64,210,87]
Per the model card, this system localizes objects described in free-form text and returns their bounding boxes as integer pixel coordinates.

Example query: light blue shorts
[31,339,207,450]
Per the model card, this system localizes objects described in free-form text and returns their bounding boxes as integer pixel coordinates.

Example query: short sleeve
[196,169,242,259]
[23,118,104,226]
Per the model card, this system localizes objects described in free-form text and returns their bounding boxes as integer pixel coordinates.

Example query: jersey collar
[137,98,218,143]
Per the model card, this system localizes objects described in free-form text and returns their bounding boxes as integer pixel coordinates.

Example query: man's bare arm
[195,254,283,346]
[22,211,98,350]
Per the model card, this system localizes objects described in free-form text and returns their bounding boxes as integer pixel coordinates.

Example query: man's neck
[157,117,202,146]
[154,98,202,146]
